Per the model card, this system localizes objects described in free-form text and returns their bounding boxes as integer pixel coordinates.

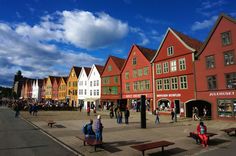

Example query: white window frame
[167,46,174,56]
[171,77,178,90]
[170,60,177,72]
[156,79,162,91]
[163,62,169,73]
[179,58,186,71]
[156,63,162,74]
[163,78,170,90]
[179,75,188,89]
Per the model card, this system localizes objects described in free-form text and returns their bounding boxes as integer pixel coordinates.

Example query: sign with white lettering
[123,93,152,98]
[209,91,235,97]
[156,93,181,98]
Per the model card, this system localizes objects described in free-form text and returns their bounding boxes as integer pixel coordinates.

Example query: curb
[20,116,84,156]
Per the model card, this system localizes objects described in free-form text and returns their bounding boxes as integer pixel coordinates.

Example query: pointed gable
[84,67,91,76]
[102,55,126,76]
[95,64,104,75]
[151,28,203,62]
[136,45,156,61]
[196,13,236,57]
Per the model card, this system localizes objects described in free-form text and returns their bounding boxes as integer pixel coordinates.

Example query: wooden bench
[47,120,56,128]
[189,132,217,144]
[130,140,175,156]
[221,128,236,136]
[76,136,102,151]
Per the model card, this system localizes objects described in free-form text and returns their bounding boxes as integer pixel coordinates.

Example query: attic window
[167,46,174,56]
[221,31,231,46]
[108,65,112,71]
[132,57,137,65]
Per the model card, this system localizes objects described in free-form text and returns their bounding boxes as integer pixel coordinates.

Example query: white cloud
[191,16,217,31]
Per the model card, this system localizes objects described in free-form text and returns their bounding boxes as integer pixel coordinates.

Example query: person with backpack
[82,119,95,138]
[197,121,208,148]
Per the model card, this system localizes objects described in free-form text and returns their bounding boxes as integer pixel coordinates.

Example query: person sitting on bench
[83,119,95,138]
[197,121,208,148]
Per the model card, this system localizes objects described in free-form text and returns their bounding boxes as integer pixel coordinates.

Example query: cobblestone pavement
[21,110,236,156]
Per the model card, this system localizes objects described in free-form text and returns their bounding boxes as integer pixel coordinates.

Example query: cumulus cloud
[191,16,217,31]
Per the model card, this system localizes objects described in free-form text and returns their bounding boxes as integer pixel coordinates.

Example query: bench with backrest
[76,136,102,151]
[130,140,175,156]
[221,128,236,136]
[189,132,217,144]
[47,120,56,128]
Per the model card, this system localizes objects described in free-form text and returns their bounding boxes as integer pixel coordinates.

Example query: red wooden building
[195,14,236,120]
[151,28,202,116]
[101,56,126,109]
[121,44,156,111]
[52,76,61,102]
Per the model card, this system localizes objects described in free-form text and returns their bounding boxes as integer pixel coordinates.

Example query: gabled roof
[84,67,91,76]
[151,28,203,63]
[196,13,236,58]
[95,64,104,75]
[73,66,82,77]
[136,45,156,61]
[63,77,68,83]
[49,76,60,84]
[110,56,126,70]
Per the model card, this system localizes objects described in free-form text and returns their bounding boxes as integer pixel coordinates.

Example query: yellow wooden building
[58,77,68,102]
[45,76,55,100]
[67,66,82,107]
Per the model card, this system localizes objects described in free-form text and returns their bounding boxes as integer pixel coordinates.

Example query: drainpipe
[152,63,156,112]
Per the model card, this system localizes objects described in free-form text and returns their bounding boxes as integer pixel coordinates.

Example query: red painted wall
[195,17,236,119]
[121,45,153,98]
[52,79,59,101]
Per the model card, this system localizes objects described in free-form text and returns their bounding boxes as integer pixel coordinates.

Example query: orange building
[45,76,59,100]
[58,77,68,103]
[67,66,82,107]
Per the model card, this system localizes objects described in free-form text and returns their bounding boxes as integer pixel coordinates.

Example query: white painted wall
[77,67,89,108]
[32,79,39,100]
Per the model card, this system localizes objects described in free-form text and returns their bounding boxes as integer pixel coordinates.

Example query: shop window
[218,99,236,117]
[156,63,162,74]
[179,58,186,71]
[207,75,217,90]
[224,51,235,66]
[156,79,162,91]
[225,72,236,89]
[206,55,215,69]
[221,31,231,46]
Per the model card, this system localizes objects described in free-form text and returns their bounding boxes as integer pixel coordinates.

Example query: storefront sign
[123,93,152,98]
[156,93,181,97]
[209,91,235,97]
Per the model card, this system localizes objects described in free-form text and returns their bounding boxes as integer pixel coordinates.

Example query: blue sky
[0,0,235,87]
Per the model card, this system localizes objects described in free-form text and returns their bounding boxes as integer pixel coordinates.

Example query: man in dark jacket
[124,107,130,124]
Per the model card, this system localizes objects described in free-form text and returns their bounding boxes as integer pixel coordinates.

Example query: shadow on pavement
[0,144,48,150]
[102,140,150,153]
[209,138,231,146]
[148,147,187,156]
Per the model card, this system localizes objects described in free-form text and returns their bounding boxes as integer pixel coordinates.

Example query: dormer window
[167,46,174,56]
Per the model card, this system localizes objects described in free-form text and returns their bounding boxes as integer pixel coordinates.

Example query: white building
[86,64,104,109]
[32,79,43,100]
[78,67,91,109]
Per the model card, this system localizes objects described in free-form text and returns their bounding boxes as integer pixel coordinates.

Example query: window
[143,67,149,75]
[111,86,118,94]
[145,80,150,90]
[126,83,130,92]
[90,90,92,96]
[114,76,118,84]
[94,90,96,96]
[207,75,217,90]
[163,62,169,73]
[206,55,215,69]
[180,76,188,89]
[156,79,162,90]
[97,80,99,86]
[156,63,162,74]
[132,57,137,65]
[221,31,231,46]
[218,99,236,117]
[167,46,174,56]
[97,89,99,96]
[170,60,177,72]
[133,81,138,91]
[171,77,178,90]
[90,81,92,87]
[108,65,112,71]
[102,77,110,84]
[133,69,137,78]
[225,73,236,89]
[94,80,96,86]
[139,81,144,91]
[84,89,86,95]
[163,78,170,90]
[224,51,235,65]
[85,81,87,86]
[69,82,71,87]
[125,72,129,79]
[179,58,186,70]
[138,69,142,77]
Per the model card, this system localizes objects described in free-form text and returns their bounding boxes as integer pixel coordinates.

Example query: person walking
[82,119,95,138]
[14,103,20,118]
[197,121,208,148]
[124,107,130,124]
[87,105,90,116]
[155,108,160,125]
[117,108,122,124]
[171,108,175,121]
[95,115,103,141]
